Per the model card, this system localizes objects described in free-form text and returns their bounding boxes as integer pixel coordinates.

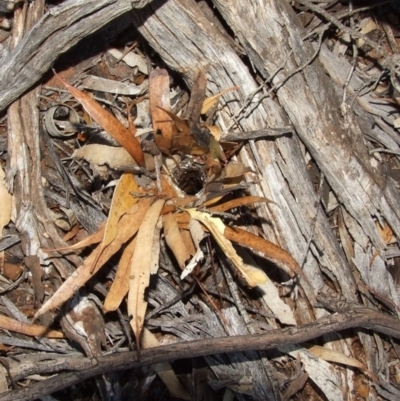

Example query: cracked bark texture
[130,1,400,398]
[0,0,154,111]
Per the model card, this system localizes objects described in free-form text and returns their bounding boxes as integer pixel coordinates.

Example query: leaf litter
[3,3,400,399]
[18,65,324,399]
[3,58,343,399]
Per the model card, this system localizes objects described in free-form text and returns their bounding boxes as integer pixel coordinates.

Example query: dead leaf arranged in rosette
[36,67,311,374]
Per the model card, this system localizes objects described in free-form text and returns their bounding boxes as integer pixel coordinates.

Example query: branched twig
[297,0,388,57]
[224,28,324,133]
[2,303,400,401]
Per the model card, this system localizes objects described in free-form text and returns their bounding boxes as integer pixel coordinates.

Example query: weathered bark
[6,0,80,281]
[0,0,153,112]
[212,0,400,253]
[130,1,400,398]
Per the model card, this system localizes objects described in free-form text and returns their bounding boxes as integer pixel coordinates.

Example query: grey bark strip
[0,0,153,112]
[211,0,400,252]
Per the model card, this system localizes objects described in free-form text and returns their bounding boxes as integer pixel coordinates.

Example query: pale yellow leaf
[201,86,239,114]
[206,124,221,141]
[0,165,12,233]
[307,345,380,382]
[186,208,267,287]
[128,199,165,347]
[141,328,191,400]
[359,18,377,35]
[72,145,137,168]
[150,217,163,274]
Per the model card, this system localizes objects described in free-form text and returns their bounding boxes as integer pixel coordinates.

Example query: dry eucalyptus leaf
[104,238,136,312]
[163,213,191,269]
[209,196,274,213]
[34,199,153,320]
[54,71,145,166]
[90,173,139,271]
[201,86,239,114]
[150,217,162,274]
[186,208,268,287]
[128,199,165,349]
[308,345,365,371]
[220,161,253,181]
[107,48,148,74]
[81,75,147,96]
[46,225,105,253]
[307,345,379,383]
[0,165,12,234]
[180,218,206,280]
[72,144,137,169]
[224,226,311,289]
[149,69,174,153]
[259,279,296,326]
[359,17,378,35]
[141,328,191,400]
[0,314,64,338]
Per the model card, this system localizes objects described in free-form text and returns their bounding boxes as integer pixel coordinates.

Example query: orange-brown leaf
[224,226,310,284]
[163,213,191,269]
[209,196,273,213]
[53,70,145,166]
[91,173,139,271]
[103,237,136,312]
[0,314,64,338]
